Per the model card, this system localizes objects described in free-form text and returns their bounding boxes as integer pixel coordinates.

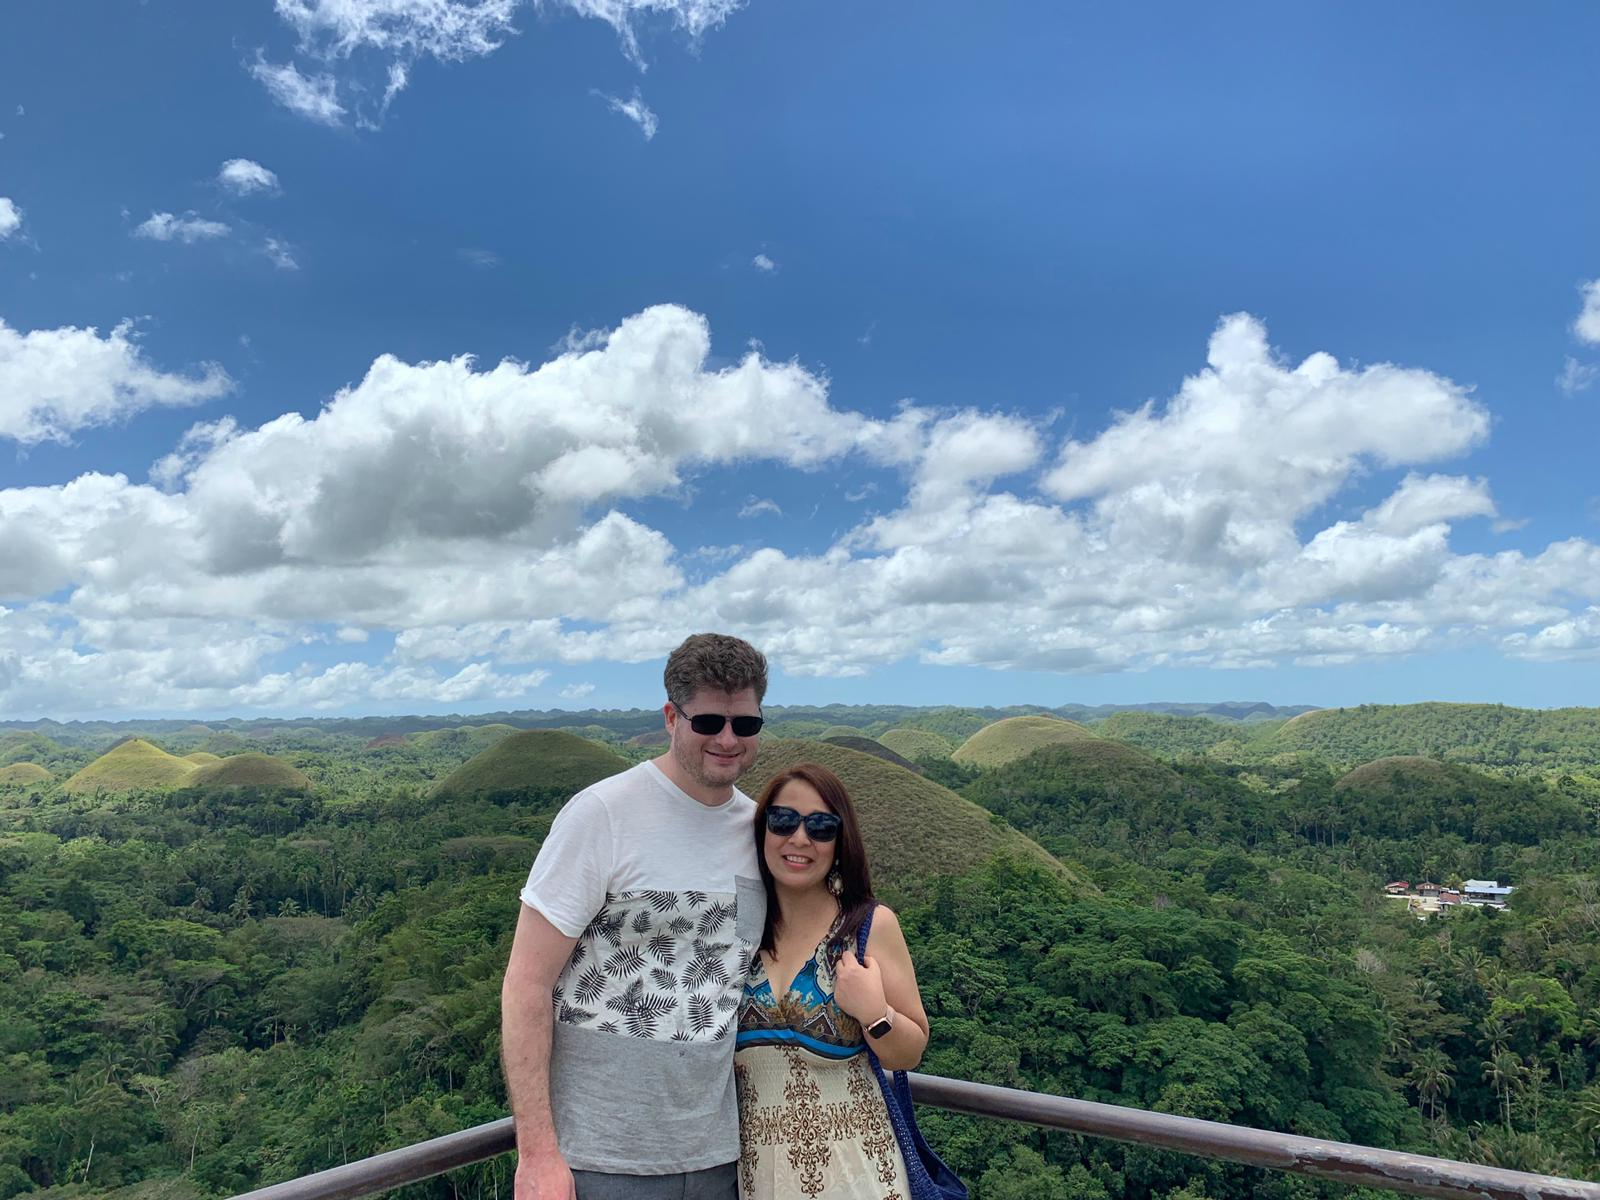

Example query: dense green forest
[2,704,1599,1198]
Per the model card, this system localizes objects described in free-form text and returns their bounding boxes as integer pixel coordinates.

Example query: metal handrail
[231,1072,1600,1200]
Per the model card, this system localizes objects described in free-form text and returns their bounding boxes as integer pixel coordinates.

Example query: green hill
[63,739,199,795]
[1334,755,1456,792]
[411,723,522,754]
[878,728,954,762]
[959,739,1260,861]
[1096,711,1245,757]
[1258,702,1600,773]
[0,762,52,786]
[432,730,630,807]
[738,739,1075,891]
[189,753,313,792]
[200,732,255,756]
[952,715,1098,768]
[1329,755,1584,846]
[821,735,923,775]
[889,707,999,745]
[820,724,866,739]
[0,731,84,775]
[182,751,223,765]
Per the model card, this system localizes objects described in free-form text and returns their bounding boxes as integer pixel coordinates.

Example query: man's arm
[502,903,580,1200]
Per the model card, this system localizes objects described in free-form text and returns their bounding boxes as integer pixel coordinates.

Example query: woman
[735,762,931,1200]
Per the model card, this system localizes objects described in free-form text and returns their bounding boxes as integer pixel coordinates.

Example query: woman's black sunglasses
[764,805,842,841]
[673,703,764,737]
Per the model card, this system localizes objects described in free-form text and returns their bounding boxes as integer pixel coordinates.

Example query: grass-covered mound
[64,739,199,795]
[820,724,865,740]
[411,723,521,754]
[190,753,313,793]
[0,762,52,786]
[183,751,223,765]
[878,728,954,762]
[960,739,1260,860]
[1335,755,1456,792]
[1096,711,1241,757]
[1258,702,1600,774]
[952,715,1097,768]
[200,731,254,756]
[821,735,923,775]
[738,739,1073,891]
[432,729,630,808]
[1330,755,1583,845]
[1,732,59,763]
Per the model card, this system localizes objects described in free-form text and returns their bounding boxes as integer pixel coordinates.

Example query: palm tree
[1409,1047,1454,1122]
[1482,1050,1525,1132]
[1573,1084,1600,1156]
[1477,1013,1511,1056]
[1458,947,1491,991]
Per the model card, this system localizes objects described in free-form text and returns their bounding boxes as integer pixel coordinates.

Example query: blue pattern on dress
[736,922,866,1060]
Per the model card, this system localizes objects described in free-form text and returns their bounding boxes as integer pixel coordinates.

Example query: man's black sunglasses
[764,805,841,841]
[673,703,764,738]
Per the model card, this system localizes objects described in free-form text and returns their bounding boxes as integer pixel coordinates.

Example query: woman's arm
[835,904,930,1071]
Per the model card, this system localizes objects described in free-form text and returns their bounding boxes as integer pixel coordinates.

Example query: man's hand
[514,1147,576,1200]
[834,950,888,1025]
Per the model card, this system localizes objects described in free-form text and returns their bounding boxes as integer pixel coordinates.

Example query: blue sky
[2,1,1599,719]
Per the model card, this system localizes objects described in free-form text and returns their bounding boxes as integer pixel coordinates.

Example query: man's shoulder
[570,760,656,807]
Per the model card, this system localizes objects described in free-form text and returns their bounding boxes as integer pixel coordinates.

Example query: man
[502,633,768,1200]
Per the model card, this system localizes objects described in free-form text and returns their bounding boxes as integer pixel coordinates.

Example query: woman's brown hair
[753,763,876,961]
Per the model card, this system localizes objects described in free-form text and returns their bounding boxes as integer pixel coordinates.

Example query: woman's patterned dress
[734,921,909,1200]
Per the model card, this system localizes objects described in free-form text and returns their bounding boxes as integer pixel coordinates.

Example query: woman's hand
[834,951,889,1025]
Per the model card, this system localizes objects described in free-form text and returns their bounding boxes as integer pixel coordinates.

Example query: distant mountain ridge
[0,700,1319,746]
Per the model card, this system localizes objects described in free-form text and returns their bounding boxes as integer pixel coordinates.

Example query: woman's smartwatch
[864,1006,895,1039]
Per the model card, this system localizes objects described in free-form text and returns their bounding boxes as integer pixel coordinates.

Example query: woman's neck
[773,883,839,936]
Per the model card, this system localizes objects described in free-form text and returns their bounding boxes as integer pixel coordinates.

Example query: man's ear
[661,701,675,731]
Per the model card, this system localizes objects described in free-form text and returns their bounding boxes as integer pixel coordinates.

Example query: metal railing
[232,1072,1600,1200]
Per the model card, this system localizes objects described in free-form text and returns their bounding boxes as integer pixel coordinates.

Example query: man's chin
[701,756,745,780]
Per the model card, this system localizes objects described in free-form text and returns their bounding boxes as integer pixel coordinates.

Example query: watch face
[866,1017,893,1038]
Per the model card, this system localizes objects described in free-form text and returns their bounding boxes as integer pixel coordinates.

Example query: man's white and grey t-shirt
[519,760,764,1175]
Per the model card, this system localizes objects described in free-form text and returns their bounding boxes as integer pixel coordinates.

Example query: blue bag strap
[855,902,876,964]
[856,901,968,1200]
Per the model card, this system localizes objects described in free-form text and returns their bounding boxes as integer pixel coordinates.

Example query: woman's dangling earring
[827,863,843,896]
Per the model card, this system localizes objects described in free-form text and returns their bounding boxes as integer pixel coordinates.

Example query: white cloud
[1504,607,1600,661]
[276,0,522,61]
[249,55,347,126]
[459,247,500,267]
[0,319,232,446]
[1363,473,1496,536]
[1558,356,1598,395]
[560,681,596,700]
[251,0,745,127]
[1039,313,1488,571]
[1575,279,1600,346]
[134,212,232,243]
[5,306,1600,716]
[552,0,744,66]
[752,253,776,272]
[239,660,549,708]
[596,88,657,139]
[262,237,300,269]
[0,197,22,240]
[219,158,281,195]
[739,497,781,518]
